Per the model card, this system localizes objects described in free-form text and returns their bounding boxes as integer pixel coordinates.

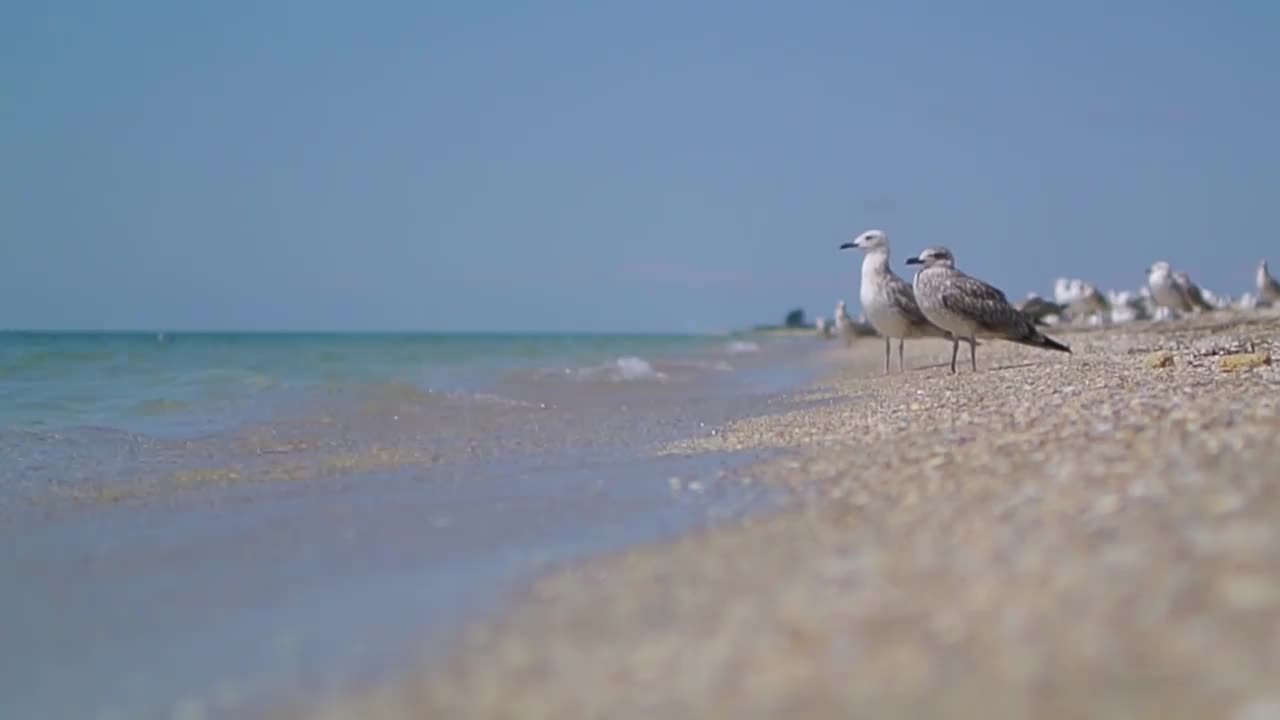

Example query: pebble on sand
[1218,352,1272,372]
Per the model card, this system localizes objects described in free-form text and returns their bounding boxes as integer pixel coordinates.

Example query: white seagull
[1258,259,1280,306]
[1147,261,1216,316]
[840,229,952,373]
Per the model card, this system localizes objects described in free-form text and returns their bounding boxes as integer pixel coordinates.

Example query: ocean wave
[615,356,667,381]
[521,356,670,383]
[660,359,735,373]
[577,356,669,382]
[313,382,544,422]
[725,341,760,355]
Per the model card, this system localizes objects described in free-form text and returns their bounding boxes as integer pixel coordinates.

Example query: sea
[0,330,829,719]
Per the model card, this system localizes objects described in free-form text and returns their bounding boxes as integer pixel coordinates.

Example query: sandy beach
[306,310,1280,720]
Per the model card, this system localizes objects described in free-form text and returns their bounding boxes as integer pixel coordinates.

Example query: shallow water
[3,448,775,720]
[0,331,739,438]
[0,330,834,719]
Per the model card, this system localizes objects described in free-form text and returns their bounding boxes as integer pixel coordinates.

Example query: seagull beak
[905,257,923,265]
[839,242,857,250]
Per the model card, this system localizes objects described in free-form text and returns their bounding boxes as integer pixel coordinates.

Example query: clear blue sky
[4,1,1278,332]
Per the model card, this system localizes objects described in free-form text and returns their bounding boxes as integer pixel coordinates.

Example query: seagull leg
[883,337,890,374]
[969,337,977,372]
[898,338,905,372]
[950,337,959,374]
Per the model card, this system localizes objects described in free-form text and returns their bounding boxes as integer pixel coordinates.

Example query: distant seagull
[1072,279,1111,323]
[1107,289,1151,324]
[1016,293,1065,326]
[1147,261,1212,316]
[840,229,952,373]
[814,316,834,339]
[1197,285,1232,310]
[1053,278,1109,324]
[1051,278,1087,314]
[829,295,860,343]
[1173,271,1215,312]
[908,247,1071,373]
[1258,259,1280,306]
[1146,261,1193,315]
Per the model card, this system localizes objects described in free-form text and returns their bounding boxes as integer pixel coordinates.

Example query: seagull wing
[1187,284,1214,310]
[1260,264,1280,297]
[884,272,944,331]
[1175,275,1214,311]
[938,272,1032,337]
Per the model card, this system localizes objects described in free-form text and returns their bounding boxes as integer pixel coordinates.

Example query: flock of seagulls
[816,229,1280,374]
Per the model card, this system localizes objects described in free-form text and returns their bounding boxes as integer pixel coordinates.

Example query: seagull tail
[1032,332,1071,354]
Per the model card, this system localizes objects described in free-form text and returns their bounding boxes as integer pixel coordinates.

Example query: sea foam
[611,356,669,381]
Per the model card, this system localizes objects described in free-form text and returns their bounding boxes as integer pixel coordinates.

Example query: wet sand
[3,447,774,720]
[311,311,1280,720]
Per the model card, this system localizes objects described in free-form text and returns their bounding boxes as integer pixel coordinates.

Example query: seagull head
[905,246,955,269]
[1147,260,1172,279]
[840,229,888,252]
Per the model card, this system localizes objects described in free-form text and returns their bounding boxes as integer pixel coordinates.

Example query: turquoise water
[0,331,737,435]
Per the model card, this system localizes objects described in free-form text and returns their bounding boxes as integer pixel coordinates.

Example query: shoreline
[305,310,1280,719]
[1,333,829,720]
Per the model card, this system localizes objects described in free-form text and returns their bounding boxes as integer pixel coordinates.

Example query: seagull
[829,295,860,343]
[1072,279,1111,323]
[839,229,952,373]
[1146,261,1193,315]
[1258,259,1280,306]
[908,247,1071,373]
[1107,289,1151,324]
[834,299,875,348]
[1052,278,1074,307]
[1016,293,1066,326]
[1147,261,1212,316]
[1054,278,1109,324]
[814,316,832,339]
[1173,271,1215,312]
[1197,285,1232,310]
